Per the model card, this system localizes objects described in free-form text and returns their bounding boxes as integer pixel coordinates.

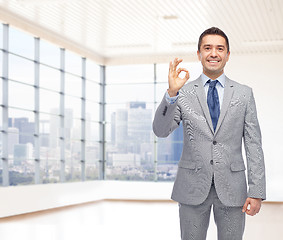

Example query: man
[152,27,266,240]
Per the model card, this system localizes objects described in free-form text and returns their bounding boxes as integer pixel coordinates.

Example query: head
[198,27,230,53]
[197,27,230,79]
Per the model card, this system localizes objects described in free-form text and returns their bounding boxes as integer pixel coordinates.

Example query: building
[8,127,19,156]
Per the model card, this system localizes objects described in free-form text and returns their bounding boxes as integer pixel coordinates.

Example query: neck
[203,70,224,80]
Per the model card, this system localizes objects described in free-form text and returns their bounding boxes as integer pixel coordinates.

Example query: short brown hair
[198,27,230,52]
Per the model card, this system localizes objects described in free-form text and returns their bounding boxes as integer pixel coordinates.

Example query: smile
[208,60,220,63]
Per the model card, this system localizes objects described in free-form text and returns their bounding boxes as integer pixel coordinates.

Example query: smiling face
[197,34,230,80]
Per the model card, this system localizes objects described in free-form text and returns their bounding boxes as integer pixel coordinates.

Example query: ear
[197,50,201,61]
[226,51,230,62]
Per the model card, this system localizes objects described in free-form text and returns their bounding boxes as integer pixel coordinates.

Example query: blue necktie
[207,80,220,131]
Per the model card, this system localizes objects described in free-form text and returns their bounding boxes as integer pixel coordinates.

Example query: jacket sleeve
[152,92,182,138]
[243,89,266,200]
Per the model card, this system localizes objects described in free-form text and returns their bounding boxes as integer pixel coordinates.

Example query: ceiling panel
[0,0,282,65]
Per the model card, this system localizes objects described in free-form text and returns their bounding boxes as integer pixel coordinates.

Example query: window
[9,26,34,59]
[0,22,203,186]
[105,64,155,181]
[40,39,60,68]
[0,24,101,186]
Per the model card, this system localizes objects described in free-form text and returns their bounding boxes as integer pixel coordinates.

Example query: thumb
[242,199,249,213]
[183,71,190,82]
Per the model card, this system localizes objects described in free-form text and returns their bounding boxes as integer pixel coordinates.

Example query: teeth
[209,61,218,62]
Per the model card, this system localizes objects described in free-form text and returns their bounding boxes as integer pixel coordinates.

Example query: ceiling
[0,0,283,65]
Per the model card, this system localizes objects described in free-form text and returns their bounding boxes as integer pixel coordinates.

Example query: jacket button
[210,160,213,165]
[213,140,217,145]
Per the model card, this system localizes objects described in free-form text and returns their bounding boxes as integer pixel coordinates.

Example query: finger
[242,201,249,213]
[173,58,183,70]
[248,204,260,216]
[172,58,178,70]
[176,59,183,69]
[246,210,255,216]
[184,71,190,80]
[246,206,257,216]
[177,58,183,64]
[249,201,260,213]
[252,209,258,215]
[247,207,256,216]
[254,205,261,214]
[176,68,188,75]
[169,61,173,73]
[177,69,190,83]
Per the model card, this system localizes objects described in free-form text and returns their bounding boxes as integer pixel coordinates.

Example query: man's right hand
[168,58,190,97]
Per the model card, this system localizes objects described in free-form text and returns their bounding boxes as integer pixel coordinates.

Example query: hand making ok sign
[168,58,190,97]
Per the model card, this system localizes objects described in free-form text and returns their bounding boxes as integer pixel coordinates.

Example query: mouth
[207,60,220,63]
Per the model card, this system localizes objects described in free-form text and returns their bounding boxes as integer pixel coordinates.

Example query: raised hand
[168,58,190,97]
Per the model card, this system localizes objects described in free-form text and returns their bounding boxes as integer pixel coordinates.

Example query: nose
[210,48,217,57]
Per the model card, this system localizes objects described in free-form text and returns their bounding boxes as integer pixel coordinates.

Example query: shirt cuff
[165,90,179,104]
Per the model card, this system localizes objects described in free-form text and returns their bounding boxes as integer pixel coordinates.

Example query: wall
[226,52,283,201]
[0,181,173,218]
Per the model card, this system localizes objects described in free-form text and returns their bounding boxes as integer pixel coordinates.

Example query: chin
[205,69,223,76]
[206,68,220,73]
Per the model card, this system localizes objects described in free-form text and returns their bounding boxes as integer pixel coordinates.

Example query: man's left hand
[242,197,262,216]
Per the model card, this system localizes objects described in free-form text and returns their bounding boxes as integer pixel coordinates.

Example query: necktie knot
[208,79,218,88]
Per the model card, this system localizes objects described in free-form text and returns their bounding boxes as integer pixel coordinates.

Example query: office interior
[0,0,283,239]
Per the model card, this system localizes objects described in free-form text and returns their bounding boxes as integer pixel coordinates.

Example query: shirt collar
[201,73,226,88]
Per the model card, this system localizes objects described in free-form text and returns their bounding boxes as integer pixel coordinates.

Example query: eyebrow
[203,44,225,48]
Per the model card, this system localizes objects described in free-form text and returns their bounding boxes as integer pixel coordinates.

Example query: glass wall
[0,22,203,186]
[105,64,156,181]
[0,24,101,185]
[105,62,202,181]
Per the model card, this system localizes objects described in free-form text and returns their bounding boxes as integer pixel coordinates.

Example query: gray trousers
[179,183,245,240]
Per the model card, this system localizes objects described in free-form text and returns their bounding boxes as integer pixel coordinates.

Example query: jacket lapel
[194,78,214,134]
[194,76,234,135]
[214,77,234,135]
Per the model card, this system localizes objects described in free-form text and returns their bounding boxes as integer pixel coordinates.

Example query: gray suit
[153,76,266,239]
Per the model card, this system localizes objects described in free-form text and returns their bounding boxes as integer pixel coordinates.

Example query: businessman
[152,27,266,240]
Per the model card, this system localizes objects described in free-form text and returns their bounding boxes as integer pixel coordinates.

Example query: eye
[218,47,224,51]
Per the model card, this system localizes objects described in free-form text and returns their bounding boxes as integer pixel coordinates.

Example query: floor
[0,200,282,240]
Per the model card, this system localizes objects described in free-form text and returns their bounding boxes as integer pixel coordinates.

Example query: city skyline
[0,99,184,184]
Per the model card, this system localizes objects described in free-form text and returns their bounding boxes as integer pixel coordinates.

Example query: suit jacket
[152,76,266,207]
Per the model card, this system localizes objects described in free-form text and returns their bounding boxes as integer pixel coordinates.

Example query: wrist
[167,89,178,97]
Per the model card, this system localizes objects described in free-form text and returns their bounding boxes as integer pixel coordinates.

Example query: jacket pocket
[178,161,202,170]
[230,161,246,172]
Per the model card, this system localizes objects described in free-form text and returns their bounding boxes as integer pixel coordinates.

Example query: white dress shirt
[165,73,226,110]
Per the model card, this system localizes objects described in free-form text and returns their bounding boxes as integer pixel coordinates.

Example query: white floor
[0,200,282,240]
